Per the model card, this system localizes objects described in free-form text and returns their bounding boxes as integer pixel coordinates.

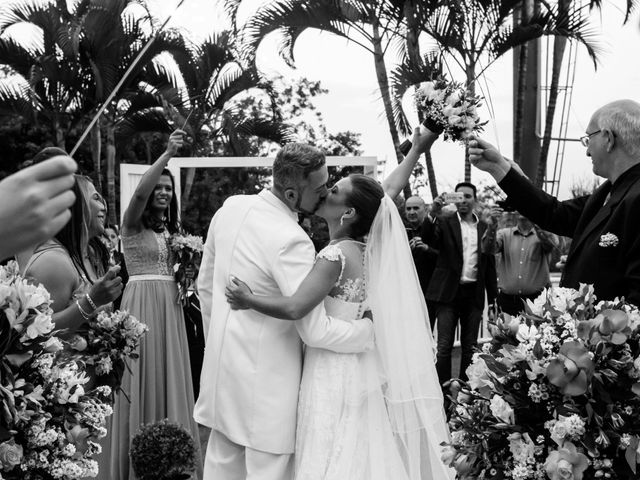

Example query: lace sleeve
[316,244,346,286]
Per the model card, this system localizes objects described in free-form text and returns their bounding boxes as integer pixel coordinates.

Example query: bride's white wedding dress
[295,241,377,479]
[295,196,454,480]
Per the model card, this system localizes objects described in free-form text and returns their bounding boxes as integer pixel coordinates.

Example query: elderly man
[405,196,439,328]
[469,99,640,306]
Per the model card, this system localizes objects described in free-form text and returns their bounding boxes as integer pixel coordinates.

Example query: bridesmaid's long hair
[54,175,100,281]
[141,169,180,234]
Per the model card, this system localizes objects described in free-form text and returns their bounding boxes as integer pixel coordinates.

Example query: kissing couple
[195,125,454,480]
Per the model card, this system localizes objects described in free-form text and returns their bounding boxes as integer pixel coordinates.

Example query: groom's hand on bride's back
[225,276,252,310]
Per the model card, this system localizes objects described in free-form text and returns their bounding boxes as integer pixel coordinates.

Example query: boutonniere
[599,232,619,247]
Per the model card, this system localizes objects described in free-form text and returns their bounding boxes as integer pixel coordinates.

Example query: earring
[340,214,346,226]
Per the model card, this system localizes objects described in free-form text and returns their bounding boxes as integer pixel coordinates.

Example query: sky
[149,0,640,200]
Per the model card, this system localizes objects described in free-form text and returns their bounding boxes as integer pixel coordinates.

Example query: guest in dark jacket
[422,183,497,385]
[405,196,439,329]
[469,99,640,306]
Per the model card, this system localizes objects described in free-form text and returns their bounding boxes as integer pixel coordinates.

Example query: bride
[226,126,453,480]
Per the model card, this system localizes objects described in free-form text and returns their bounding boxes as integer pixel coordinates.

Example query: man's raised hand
[468,136,511,182]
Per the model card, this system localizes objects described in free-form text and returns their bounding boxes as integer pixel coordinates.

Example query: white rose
[466,357,495,389]
[43,337,64,353]
[490,395,514,424]
[418,82,435,97]
[448,115,462,125]
[441,445,457,466]
[516,324,538,343]
[25,312,54,339]
[526,291,547,316]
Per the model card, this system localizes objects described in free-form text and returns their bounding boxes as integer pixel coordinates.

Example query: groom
[195,143,375,480]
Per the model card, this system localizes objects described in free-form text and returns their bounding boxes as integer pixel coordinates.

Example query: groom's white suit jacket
[194,190,374,454]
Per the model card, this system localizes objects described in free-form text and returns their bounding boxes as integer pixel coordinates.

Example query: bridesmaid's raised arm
[122,130,185,233]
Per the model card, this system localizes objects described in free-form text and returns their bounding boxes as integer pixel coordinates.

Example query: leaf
[0,424,12,442]
[625,436,639,473]
[4,352,33,368]
[480,354,509,377]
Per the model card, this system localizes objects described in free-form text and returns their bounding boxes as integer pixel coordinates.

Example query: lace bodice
[121,229,174,276]
[316,241,367,317]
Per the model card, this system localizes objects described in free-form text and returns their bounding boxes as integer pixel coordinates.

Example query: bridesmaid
[99,130,202,479]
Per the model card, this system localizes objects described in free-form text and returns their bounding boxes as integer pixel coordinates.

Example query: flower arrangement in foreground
[443,284,640,480]
[66,309,149,399]
[169,233,204,305]
[414,76,487,142]
[129,419,196,480]
[0,262,146,478]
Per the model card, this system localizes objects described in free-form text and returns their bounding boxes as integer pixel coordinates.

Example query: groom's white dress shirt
[195,189,374,455]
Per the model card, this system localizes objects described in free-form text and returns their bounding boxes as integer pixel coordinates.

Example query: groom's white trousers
[204,429,294,480]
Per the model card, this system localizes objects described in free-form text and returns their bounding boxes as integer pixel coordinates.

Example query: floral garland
[169,233,203,306]
[443,284,640,480]
[414,76,487,142]
[0,262,147,478]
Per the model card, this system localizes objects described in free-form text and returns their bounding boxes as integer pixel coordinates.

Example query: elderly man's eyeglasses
[579,130,601,147]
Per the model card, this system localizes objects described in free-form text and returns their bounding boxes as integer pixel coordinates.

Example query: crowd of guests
[404,185,560,386]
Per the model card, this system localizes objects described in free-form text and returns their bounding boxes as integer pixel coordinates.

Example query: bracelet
[85,292,98,311]
[75,300,91,320]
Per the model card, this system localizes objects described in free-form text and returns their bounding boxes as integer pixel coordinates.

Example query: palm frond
[115,108,172,139]
[492,3,603,69]
[0,37,38,77]
[241,0,357,66]
[389,53,443,136]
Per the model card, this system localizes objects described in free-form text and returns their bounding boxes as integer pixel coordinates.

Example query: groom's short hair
[273,143,326,190]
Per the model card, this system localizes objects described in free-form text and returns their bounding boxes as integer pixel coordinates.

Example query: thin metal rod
[70,0,188,156]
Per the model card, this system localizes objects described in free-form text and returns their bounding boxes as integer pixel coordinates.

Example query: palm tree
[116,31,293,205]
[408,0,601,181]
[0,0,183,224]
[236,0,419,198]
[0,1,86,149]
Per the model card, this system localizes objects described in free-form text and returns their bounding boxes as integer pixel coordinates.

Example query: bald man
[405,196,438,329]
[470,99,640,306]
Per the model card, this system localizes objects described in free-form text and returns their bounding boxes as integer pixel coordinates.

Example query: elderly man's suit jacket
[498,163,640,306]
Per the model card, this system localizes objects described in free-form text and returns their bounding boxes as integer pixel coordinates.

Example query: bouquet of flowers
[66,309,149,398]
[443,284,640,480]
[169,233,204,305]
[414,76,486,142]
[0,262,115,479]
[129,419,196,480]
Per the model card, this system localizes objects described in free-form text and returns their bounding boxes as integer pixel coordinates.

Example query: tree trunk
[513,1,532,164]
[90,119,102,191]
[405,3,438,199]
[371,20,411,199]
[535,0,569,189]
[465,63,476,182]
[105,122,117,227]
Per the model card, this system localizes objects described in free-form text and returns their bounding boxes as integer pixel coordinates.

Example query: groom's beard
[297,197,323,216]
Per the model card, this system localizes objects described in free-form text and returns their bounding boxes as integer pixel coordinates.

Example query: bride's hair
[345,174,384,239]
